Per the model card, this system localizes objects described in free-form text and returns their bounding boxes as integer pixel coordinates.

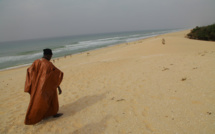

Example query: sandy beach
[0,30,215,134]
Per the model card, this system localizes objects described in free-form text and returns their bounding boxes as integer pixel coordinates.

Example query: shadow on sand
[60,92,108,118]
[38,92,108,125]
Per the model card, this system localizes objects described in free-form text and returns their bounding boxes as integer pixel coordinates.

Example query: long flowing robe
[24,58,63,125]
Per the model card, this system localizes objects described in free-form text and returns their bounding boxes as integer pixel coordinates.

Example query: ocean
[0,29,179,70]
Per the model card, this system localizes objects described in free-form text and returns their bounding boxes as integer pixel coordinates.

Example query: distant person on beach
[162,38,165,45]
[24,48,64,125]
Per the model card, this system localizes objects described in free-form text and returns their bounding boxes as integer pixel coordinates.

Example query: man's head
[43,48,53,61]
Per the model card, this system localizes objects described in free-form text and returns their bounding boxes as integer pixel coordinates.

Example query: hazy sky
[0,0,215,42]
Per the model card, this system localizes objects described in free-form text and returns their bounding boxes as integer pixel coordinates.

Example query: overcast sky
[0,0,215,42]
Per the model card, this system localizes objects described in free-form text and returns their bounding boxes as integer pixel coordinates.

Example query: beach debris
[116,99,125,102]
[162,38,165,45]
[111,97,115,100]
[87,52,90,56]
[181,77,187,81]
[193,67,198,70]
[198,51,208,56]
[207,112,212,115]
[162,67,169,71]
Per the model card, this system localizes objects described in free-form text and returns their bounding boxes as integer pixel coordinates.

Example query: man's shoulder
[30,59,41,65]
[34,59,41,63]
[33,58,50,64]
[38,58,56,69]
[29,58,54,70]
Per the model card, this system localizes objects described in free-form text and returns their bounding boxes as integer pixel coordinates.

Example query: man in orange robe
[24,48,64,125]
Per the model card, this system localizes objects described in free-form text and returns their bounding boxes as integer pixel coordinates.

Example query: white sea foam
[0,63,31,71]
[0,52,42,63]
[65,38,121,51]
[125,35,156,42]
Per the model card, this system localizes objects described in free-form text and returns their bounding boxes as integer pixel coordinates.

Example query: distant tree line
[187,23,215,41]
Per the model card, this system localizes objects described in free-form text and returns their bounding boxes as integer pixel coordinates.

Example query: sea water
[0,29,180,70]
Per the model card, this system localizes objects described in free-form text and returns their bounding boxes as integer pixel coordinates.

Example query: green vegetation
[187,23,215,41]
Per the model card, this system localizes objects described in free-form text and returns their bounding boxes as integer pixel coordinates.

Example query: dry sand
[0,30,215,134]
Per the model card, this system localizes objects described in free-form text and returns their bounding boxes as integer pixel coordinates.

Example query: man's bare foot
[53,113,63,118]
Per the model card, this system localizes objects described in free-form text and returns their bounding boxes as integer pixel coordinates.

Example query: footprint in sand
[72,120,83,129]
[130,105,138,116]
[142,111,147,116]
[72,92,77,95]
[141,107,149,116]
[116,99,125,102]
[143,119,154,132]
[75,95,79,99]
[114,116,122,123]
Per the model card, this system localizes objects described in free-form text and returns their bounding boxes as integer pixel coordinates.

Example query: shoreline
[0,29,185,72]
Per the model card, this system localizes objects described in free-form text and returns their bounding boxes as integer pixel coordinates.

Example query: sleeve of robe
[24,61,36,94]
